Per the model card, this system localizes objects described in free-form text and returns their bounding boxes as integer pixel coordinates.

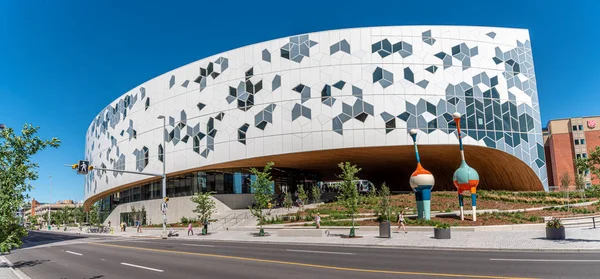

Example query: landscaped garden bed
[265,190,600,227]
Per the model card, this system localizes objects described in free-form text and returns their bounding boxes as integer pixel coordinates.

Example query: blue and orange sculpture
[409,129,435,220]
[452,113,480,221]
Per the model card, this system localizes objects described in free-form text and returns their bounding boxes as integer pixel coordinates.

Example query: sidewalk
[171,227,600,252]
[1,255,29,279]
[55,224,600,252]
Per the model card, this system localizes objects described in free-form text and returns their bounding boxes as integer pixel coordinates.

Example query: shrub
[435,223,451,229]
[546,218,564,228]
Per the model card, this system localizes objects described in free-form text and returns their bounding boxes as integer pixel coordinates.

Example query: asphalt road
[5,231,600,279]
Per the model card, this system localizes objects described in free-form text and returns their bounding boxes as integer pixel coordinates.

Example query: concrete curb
[231,223,547,232]
[168,238,600,253]
[30,229,600,253]
[1,255,32,279]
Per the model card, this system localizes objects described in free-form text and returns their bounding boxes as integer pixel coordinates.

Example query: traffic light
[77,160,90,175]
[164,197,169,202]
[88,166,94,171]
[71,164,78,170]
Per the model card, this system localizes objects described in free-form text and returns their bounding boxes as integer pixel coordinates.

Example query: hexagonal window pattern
[292,84,311,103]
[158,144,163,162]
[255,104,276,130]
[280,35,318,63]
[422,30,436,45]
[393,41,413,58]
[330,39,351,55]
[371,39,393,58]
[262,49,271,62]
[238,123,249,145]
[292,103,311,121]
[373,67,393,88]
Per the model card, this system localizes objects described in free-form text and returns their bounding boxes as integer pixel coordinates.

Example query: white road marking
[286,249,355,255]
[121,262,164,272]
[490,258,600,262]
[65,251,83,256]
[182,244,215,247]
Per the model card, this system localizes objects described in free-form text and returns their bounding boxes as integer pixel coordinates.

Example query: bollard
[593,217,596,229]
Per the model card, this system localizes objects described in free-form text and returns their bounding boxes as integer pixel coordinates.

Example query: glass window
[572,125,577,131]
[583,153,587,158]
[581,139,586,145]
[576,154,581,159]
[579,125,583,130]
[575,139,579,145]
[197,172,207,193]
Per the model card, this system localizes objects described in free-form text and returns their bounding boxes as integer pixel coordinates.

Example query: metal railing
[546,215,599,229]
[212,211,251,230]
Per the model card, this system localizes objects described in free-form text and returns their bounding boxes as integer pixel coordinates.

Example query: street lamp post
[157,115,167,239]
[48,175,52,229]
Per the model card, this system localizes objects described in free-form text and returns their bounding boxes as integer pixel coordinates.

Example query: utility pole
[72,115,169,238]
[158,115,168,239]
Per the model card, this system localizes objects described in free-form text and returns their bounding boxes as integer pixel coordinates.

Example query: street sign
[161,202,168,213]
[77,160,90,175]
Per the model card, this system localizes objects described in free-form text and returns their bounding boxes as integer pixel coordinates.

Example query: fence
[545,215,599,229]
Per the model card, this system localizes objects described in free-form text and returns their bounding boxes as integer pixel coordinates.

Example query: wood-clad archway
[83,144,543,210]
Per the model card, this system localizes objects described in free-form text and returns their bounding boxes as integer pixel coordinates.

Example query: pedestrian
[136,220,142,233]
[123,221,127,232]
[187,222,194,236]
[108,220,111,228]
[315,213,321,229]
[396,211,407,233]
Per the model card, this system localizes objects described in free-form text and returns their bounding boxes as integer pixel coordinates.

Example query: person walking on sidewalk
[315,213,321,229]
[396,211,407,233]
[136,220,142,233]
[187,222,194,236]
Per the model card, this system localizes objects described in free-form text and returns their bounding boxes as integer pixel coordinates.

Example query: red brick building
[544,116,600,188]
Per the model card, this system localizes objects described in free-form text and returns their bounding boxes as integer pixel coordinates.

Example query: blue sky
[1,0,598,203]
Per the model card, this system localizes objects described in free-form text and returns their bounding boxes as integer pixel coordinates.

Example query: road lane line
[490,258,600,262]
[129,241,157,244]
[65,251,83,256]
[90,242,536,279]
[286,249,355,255]
[182,244,215,247]
[121,262,164,272]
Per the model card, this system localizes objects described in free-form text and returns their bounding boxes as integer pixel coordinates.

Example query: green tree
[139,205,146,225]
[576,146,600,182]
[29,215,39,226]
[376,183,392,222]
[575,172,587,201]
[283,191,293,212]
[297,185,308,206]
[0,124,60,252]
[311,185,321,204]
[58,206,72,226]
[88,204,99,225]
[191,191,217,235]
[337,162,361,237]
[73,206,85,224]
[560,172,571,188]
[249,162,274,236]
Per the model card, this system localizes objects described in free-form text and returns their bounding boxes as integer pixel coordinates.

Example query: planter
[379,221,391,238]
[546,227,565,240]
[434,228,451,239]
